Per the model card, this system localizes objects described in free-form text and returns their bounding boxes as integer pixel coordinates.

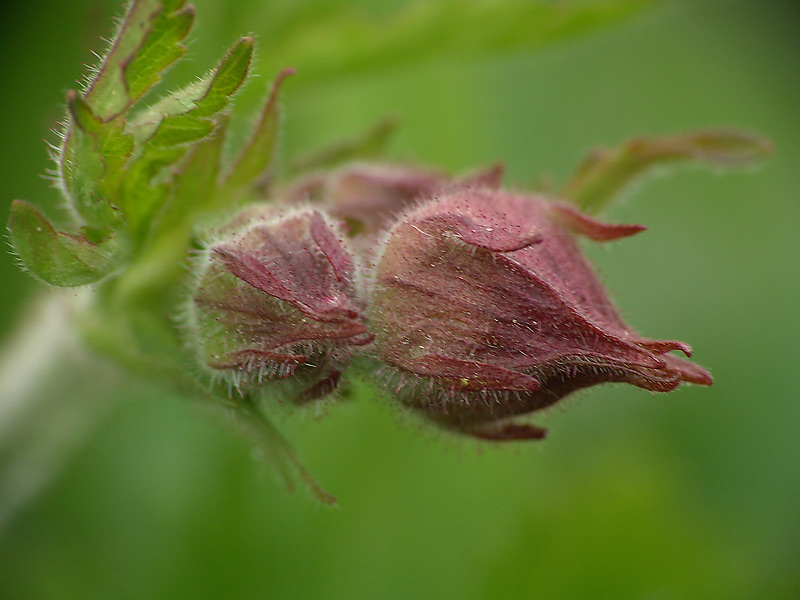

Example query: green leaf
[61,91,132,229]
[124,3,195,108]
[561,130,774,213]
[9,200,123,287]
[120,38,253,242]
[117,160,172,242]
[125,82,207,146]
[149,118,216,147]
[161,115,229,232]
[145,36,252,148]
[84,0,194,121]
[221,69,295,197]
[127,37,254,148]
[187,37,255,118]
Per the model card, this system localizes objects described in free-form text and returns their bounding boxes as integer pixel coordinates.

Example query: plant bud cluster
[186,163,712,439]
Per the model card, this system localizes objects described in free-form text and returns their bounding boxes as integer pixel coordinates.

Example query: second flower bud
[187,208,371,401]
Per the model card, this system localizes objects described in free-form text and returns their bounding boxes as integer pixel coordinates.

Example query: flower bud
[188,208,372,401]
[283,162,504,238]
[370,190,712,440]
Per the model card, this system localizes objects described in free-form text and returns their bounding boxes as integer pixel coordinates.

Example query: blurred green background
[1,0,798,598]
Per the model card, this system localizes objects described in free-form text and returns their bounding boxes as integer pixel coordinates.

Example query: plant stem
[233,397,337,506]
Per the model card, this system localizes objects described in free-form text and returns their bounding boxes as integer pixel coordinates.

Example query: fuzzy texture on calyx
[368,189,712,440]
[185,206,372,401]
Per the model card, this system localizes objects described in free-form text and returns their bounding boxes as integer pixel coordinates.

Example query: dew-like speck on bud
[187,208,372,401]
[370,190,712,440]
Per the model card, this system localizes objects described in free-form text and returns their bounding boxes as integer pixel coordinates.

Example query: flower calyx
[369,189,712,440]
[188,208,371,401]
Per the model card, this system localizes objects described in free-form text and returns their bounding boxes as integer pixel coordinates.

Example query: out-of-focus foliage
[561,129,773,213]
[0,0,798,599]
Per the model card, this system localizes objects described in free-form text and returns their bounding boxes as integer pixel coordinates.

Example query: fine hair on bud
[368,189,712,441]
[184,206,373,402]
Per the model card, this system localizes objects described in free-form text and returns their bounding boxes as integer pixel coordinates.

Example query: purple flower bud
[283,162,504,238]
[188,208,372,400]
[370,190,712,440]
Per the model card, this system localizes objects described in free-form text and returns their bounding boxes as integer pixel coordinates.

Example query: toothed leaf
[85,0,193,121]
[120,38,253,241]
[61,91,132,229]
[124,4,195,108]
[125,82,207,146]
[9,200,122,286]
[561,130,774,213]
[159,116,228,232]
[145,38,252,147]
[148,118,216,147]
[128,37,253,148]
[186,37,254,118]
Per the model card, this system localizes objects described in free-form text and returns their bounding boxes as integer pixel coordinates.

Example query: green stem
[234,397,337,506]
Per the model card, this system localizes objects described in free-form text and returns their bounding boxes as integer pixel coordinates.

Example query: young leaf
[125,82,209,147]
[84,0,194,121]
[159,116,229,233]
[124,3,195,108]
[146,37,253,147]
[561,130,774,213]
[120,38,253,241]
[221,68,295,198]
[9,200,122,287]
[127,37,254,148]
[116,160,172,243]
[61,91,132,230]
